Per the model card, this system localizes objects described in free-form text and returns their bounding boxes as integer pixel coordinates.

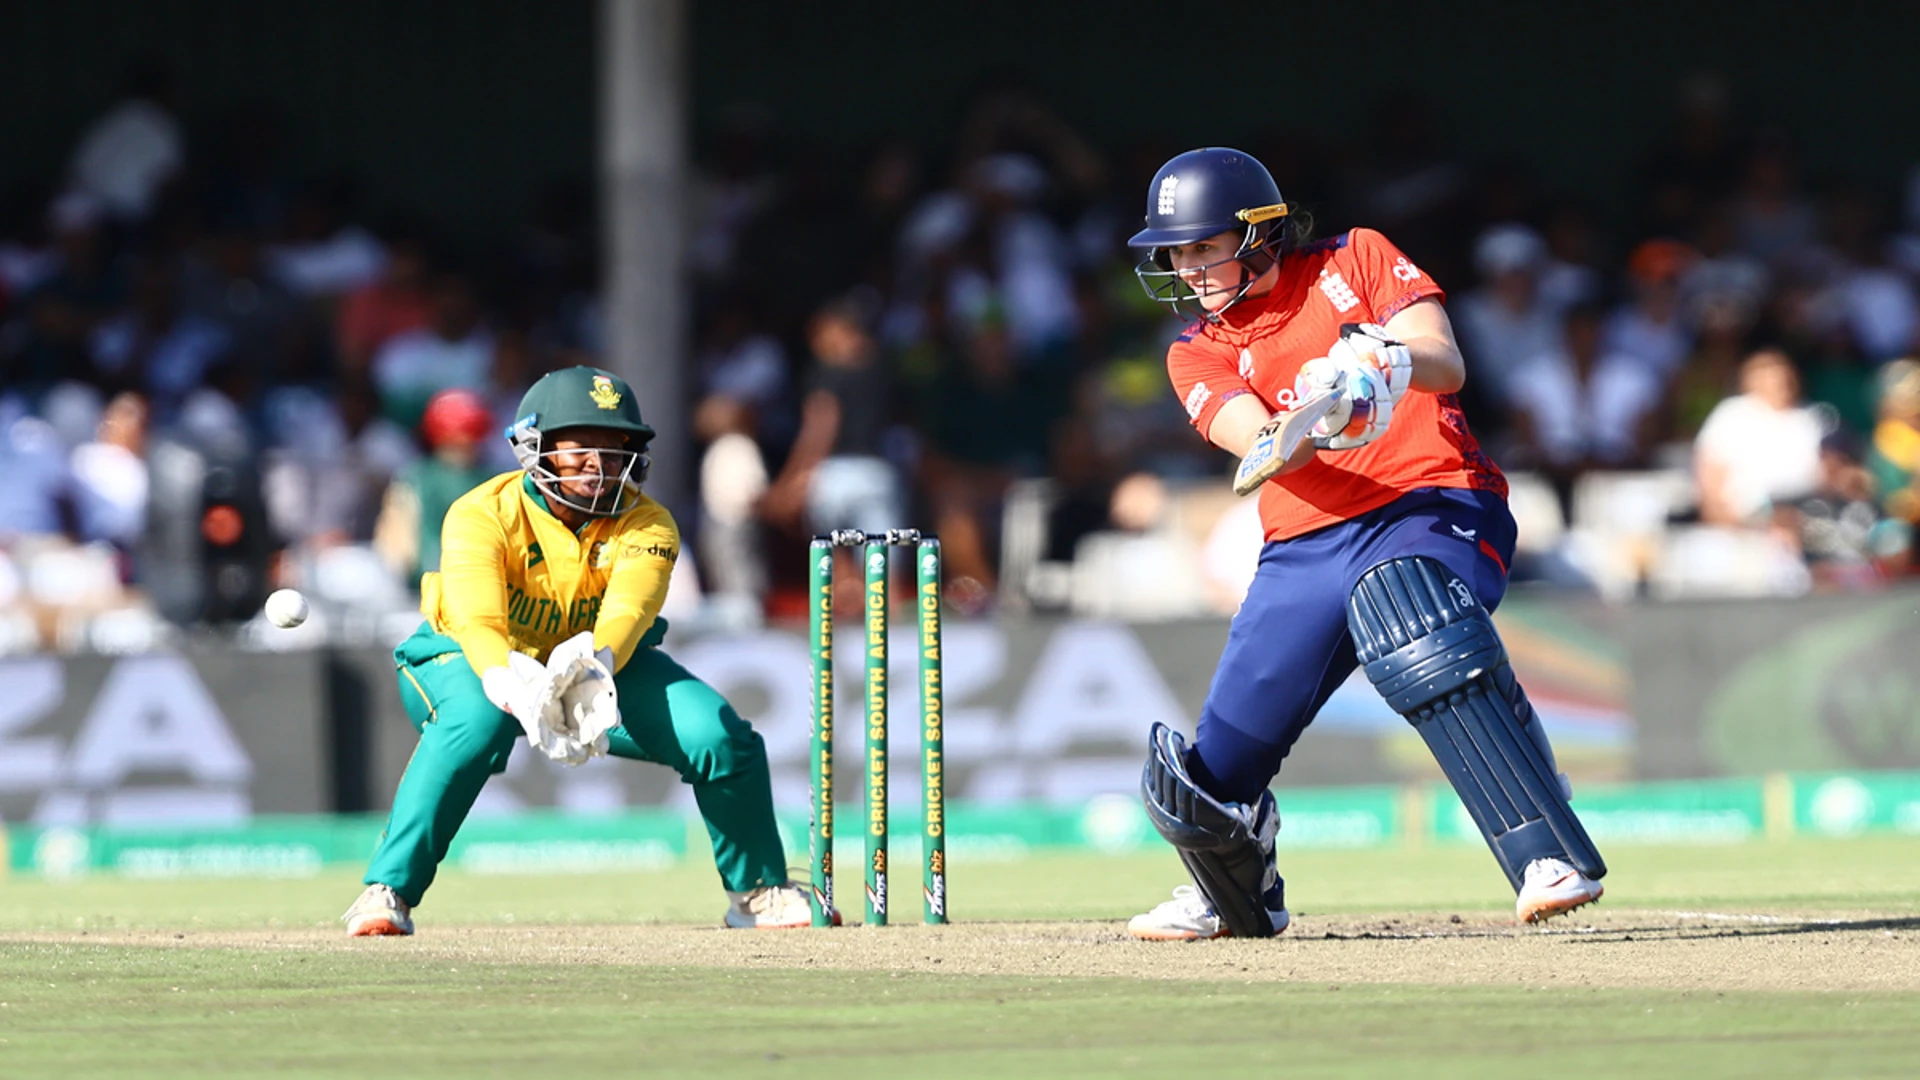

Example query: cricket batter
[1124,149,1607,940]
[343,365,817,935]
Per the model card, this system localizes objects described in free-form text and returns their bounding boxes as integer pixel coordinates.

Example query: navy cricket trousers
[1190,486,1518,804]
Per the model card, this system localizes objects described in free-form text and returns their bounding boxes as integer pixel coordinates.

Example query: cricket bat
[1231,387,1343,497]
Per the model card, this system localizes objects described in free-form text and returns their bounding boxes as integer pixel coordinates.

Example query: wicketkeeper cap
[508,366,655,447]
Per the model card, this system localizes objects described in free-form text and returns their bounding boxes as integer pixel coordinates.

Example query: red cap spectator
[419,388,494,451]
[1627,239,1697,285]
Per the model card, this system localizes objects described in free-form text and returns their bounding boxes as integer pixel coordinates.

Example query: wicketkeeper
[344,365,820,935]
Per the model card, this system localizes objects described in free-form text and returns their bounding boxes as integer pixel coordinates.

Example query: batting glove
[1295,353,1392,451]
[1335,322,1413,406]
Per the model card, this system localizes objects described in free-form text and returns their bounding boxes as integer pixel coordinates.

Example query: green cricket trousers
[364,621,789,907]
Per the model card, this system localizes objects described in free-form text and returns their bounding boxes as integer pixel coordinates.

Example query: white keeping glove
[481,651,572,756]
[545,632,620,765]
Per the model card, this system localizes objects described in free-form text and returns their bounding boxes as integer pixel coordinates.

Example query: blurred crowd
[6,65,1920,650]
[0,63,602,651]
[683,74,1920,618]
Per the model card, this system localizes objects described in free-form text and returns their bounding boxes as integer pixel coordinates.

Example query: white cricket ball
[264,588,310,629]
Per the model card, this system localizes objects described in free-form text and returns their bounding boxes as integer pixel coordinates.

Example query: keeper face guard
[509,419,651,517]
[1133,212,1289,322]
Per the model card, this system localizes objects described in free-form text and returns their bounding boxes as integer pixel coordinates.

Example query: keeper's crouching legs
[367,656,524,908]
[605,646,790,893]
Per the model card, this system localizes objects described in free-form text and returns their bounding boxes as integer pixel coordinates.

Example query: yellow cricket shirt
[419,472,679,676]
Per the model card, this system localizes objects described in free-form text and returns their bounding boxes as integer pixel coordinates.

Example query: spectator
[1662,288,1761,444]
[268,177,387,300]
[1508,303,1665,518]
[1892,164,1920,280]
[180,213,311,390]
[6,193,125,394]
[90,254,231,424]
[695,293,793,449]
[66,58,184,224]
[1038,408,1122,566]
[1729,131,1818,269]
[1636,73,1742,241]
[0,401,74,540]
[763,294,903,539]
[1536,199,1607,313]
[1818,184,1918,364]
[1694,348,1827,527]
[1453,223,1562,429]
[68,391,150,553]
[1603,239,1697,381]
[266,376,417,551]
[336,229,434,374]
[373,388,496,587]
[966,153,1080,360]
[370,270,491,429]
[692,393,770,624]
[1786,295,1878,443]
[478,325,541,474]
[1684,201,1770,315]
[918,307,1051,610]
[1198,495,1264,616]
[1867,358,1920,525]
[1778,432,1899,590]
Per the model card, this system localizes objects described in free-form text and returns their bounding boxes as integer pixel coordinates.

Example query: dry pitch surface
[11,905,1918,994]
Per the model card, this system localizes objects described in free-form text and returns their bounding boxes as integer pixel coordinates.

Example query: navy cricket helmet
[1127,148,1292,319]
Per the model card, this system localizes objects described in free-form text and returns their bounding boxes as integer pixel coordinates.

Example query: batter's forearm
[1382,297,1466,394]
[1206,394,1281,457]
[1405,336,1466,394]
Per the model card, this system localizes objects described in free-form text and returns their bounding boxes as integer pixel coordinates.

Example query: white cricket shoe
[343,883,414,936]
[1126,885,1290,941]
[1516,857,1604,923]
[724,883,836,929]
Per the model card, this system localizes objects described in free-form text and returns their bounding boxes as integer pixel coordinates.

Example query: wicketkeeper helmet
[506,366,655,517]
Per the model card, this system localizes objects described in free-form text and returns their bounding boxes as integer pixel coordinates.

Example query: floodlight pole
[599,0,687,516]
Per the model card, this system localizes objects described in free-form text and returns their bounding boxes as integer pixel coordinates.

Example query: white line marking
[1658,910,1846,925]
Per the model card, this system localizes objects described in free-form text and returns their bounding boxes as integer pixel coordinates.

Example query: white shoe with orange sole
[1516,857,1604,923]
[343,883,414,936]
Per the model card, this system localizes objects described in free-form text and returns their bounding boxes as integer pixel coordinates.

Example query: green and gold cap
[507,366,655,447]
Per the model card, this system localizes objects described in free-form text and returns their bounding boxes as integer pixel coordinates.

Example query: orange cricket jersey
[1165,227,1506,541]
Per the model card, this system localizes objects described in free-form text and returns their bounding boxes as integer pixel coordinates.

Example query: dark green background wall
[2,1,1913,244]
[0,0,596,242]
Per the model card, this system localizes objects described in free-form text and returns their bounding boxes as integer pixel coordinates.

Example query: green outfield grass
[2,839,1918,1079]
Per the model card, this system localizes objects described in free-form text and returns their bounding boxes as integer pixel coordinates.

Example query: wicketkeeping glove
[481,651,571,754]
[480,636,619,766]
[544,632,620,766]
